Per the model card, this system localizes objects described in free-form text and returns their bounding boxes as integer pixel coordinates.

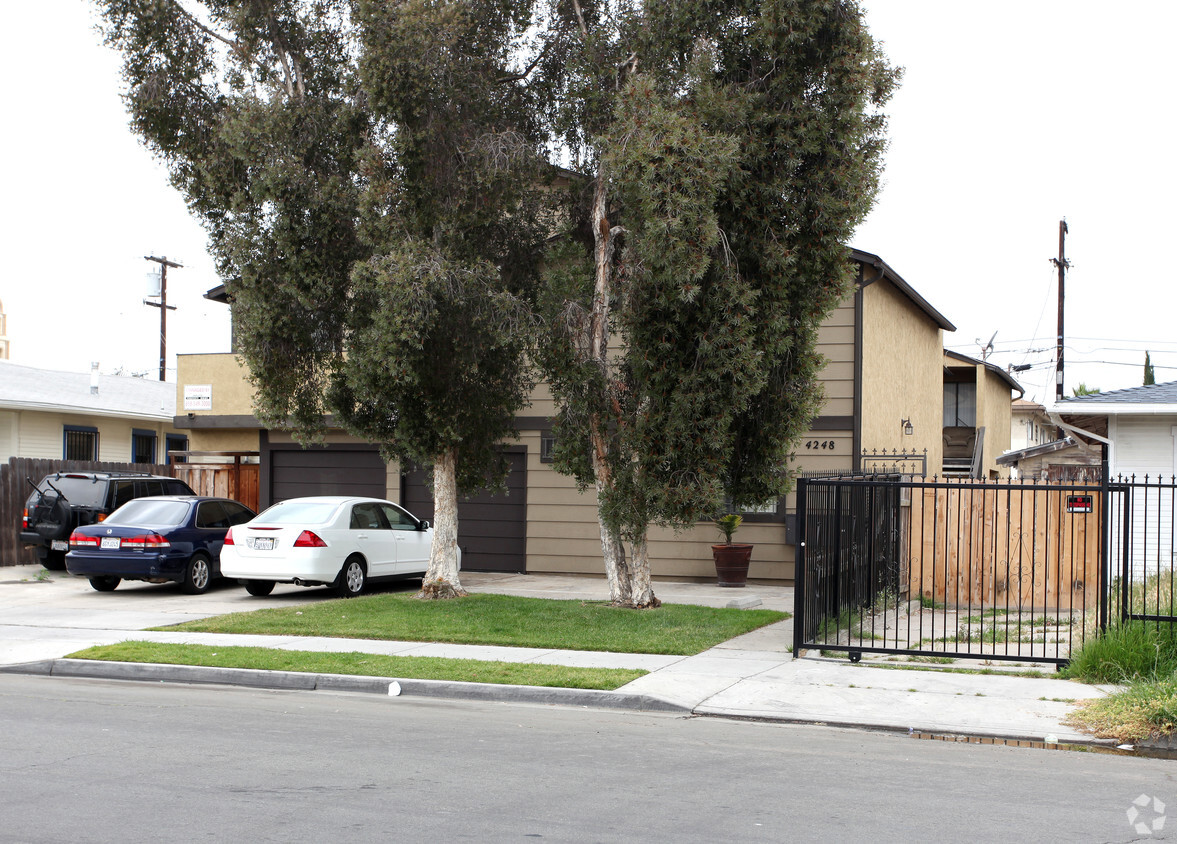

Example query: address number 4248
[805,440,836,451]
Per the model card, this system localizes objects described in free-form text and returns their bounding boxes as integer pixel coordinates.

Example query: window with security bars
[63,426,98,460]
[132,429,157,464]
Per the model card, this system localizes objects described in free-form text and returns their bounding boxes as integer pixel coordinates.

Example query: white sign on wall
[184,384,213,411]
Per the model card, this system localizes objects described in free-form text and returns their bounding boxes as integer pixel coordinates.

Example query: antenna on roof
[976,331,997,361]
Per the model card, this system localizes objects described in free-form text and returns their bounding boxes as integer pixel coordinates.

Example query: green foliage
[1145,351,1156,386]
[97,0,548,495]
[714,513,742,544]
[1063,619,1177,684]
[330,243,534,490]
[538,0,899,544]
[1071,383,1101,396]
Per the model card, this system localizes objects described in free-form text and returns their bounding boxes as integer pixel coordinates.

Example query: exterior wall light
[901,418,914,436]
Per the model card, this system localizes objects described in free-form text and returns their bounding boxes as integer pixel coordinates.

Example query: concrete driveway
[0,563,376,664]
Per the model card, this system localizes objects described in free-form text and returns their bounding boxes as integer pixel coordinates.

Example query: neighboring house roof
[850,248,956,332]
[1054,380,1177,414]
[0,361,175,421]
[1012,398,1047,414]
[943,349,1024,397]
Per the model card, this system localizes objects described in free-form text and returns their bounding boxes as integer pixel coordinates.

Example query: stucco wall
[176,353,256,417]
[186,429,261,452]
[859,280,944,472]
[975,367,1014,478]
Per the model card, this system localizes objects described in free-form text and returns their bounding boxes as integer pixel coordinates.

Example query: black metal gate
[794,476,1119,666]
[1112,475,1177,628]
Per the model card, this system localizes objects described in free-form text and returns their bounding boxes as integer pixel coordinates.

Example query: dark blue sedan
[66,496,256,594]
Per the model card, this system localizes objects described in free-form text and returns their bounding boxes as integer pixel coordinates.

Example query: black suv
[21,471,196,570]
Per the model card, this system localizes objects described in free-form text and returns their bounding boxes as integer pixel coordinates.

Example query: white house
[1053,381,1177,479]
[0,361,186,464]
[1054,381,1177,579]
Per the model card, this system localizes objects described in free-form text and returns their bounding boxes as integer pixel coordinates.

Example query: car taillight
[97,513,107,522]
[293,530,327,548]
[224,527,235,545]
[69,531,99,549]
[123,533,171,550]
[22,508,29,530]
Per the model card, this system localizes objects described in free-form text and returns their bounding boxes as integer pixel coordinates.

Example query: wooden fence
[1,457,173,566]
[172,459,260,513]
[906,480,1101,612]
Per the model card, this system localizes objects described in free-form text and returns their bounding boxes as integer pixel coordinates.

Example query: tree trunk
[418,448,467,600]
[624,530,660,609]
[592,446,630,606]
[586,162,643,606]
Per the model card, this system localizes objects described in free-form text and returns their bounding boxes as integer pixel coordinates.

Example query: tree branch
[570,0,589,39]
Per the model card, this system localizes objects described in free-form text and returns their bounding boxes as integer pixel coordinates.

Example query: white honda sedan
[220,496,441,598]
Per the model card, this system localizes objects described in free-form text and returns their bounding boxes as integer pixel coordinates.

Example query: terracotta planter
[711,543,753,587]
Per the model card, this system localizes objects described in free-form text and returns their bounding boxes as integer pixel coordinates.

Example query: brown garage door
[403,451,526,573]
[267,445,386,506]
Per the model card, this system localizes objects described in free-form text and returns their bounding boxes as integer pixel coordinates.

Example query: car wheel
[244,580,276,597]
[42,550,67,572]
[333,556,366,598]
[89,576,120,592]
[182,553,213,595]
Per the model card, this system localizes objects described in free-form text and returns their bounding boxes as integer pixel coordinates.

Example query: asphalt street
[0,675,1171,844]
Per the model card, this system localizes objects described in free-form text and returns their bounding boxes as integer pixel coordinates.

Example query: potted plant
[712,513,753,587]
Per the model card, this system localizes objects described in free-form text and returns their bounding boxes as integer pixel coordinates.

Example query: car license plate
[251,537,275,551]
[100,537,121,550]
[51,540,68,551]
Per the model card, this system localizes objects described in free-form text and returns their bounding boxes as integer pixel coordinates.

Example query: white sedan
[220,496,442,598]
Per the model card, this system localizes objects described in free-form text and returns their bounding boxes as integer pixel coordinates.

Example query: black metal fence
[794,475,1126,666]
[1112,475,1177,627]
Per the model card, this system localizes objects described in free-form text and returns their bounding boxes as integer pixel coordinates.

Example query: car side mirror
[420,520,430,530]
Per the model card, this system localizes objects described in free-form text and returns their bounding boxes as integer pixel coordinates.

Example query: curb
[0,659,691,714]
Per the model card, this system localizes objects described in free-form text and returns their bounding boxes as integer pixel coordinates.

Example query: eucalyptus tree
[538,0,900,607]
[96,0,551,597]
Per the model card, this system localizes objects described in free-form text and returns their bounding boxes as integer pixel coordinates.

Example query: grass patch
[152,593,788,656]
[1065,676,1177,743]
[1063,618,1177,742]
[67,642,646,690]
[1062,620,1177,684]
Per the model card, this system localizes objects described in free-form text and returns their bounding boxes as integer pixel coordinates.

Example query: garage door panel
[403,451,526,573]
[269,447,386,504]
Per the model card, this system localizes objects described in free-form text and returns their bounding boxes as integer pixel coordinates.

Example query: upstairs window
[943,382,976,427]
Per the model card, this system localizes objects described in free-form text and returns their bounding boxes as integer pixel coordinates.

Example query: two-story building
[173,249,1019,583]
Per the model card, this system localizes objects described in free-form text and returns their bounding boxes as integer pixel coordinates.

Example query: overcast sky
[2,1,1173,408]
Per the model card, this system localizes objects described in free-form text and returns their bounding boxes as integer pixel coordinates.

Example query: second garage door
[403,451,526,573]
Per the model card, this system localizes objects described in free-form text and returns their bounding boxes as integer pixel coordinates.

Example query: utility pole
[1050,220,1070,402]
[143,255,181,381]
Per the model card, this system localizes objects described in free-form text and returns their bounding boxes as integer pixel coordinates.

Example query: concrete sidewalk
[0,566,1117,747]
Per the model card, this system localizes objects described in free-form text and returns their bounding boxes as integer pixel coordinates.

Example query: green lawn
[66,641,646,690]
[153,592,789,655]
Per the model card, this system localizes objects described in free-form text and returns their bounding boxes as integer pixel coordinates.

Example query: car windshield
[255,501,340,525]
[30,476,107,507]
[105,499,190,527]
